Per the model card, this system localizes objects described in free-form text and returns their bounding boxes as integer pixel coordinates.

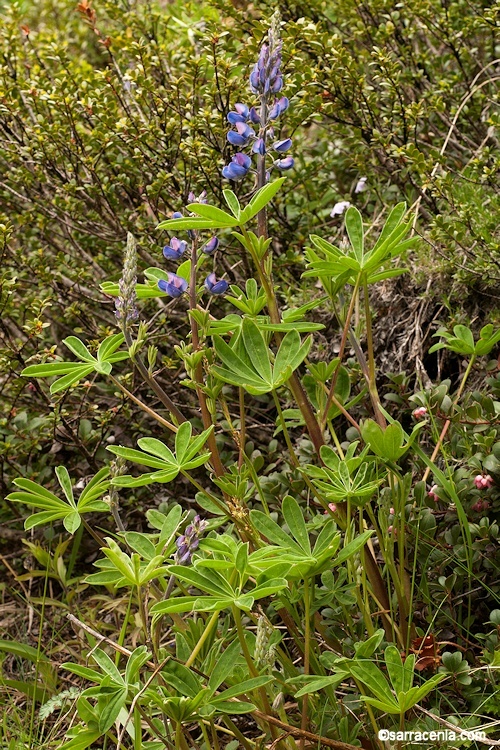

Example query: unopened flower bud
[412,406,428,419]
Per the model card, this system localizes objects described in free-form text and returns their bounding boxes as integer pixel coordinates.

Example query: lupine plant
[7,11,500,750]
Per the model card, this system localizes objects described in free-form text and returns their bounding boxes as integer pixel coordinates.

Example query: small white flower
[330,200,351,216]
[354,176,367,193]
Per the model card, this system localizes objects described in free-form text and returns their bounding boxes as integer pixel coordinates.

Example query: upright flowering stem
[363,277,386,429]
[117,234,187,426]
[188,237,225,477]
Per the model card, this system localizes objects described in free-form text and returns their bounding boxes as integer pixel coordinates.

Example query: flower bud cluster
[474,474,494,490]
[174,515,208,565]
[115,233,139,323]
[222,13,294,182]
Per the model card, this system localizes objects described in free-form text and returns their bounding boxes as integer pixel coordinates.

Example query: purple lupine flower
[268,96,289,120]
[253,138,266,155]
[172,211,183,219]
[234,102,249,118]
[222,152,252,181]
[275,156,294,170]
[174,515,208,565]
[249,106,261,124]
[163,237,187,260]
[227,121,255,146]
[273,138,292,152]
[331,201,351,217]
[203,236,219,255]
[205,273,229,295]
[228,111,247,125]
[227,103,249,124]
[158,272,188,298]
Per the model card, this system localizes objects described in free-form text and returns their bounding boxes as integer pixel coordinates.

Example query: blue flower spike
[205,273,229,295]
[222,14,294,181]
[158,272,188,298]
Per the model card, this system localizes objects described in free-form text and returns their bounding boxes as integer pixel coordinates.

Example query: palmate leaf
[305,202,413,287]
[7,467,110,532]
[108,425,213,488]
[213,320,311,395]
[21,333,128,393]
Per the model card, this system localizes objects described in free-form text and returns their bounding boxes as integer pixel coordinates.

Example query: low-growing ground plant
[1,4,500,750]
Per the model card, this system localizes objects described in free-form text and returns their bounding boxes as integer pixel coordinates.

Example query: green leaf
[354,629,385,659]
[454,324,475,351]
[63,511,81,534]
[401,673,445,709]
[223,189,241,218]
[22,362,86,377]
[150,596,200,614]
[161,660,202,699]
[344,206,364,262]
[241,319,272,384]
[97,687,127,733]
[282,496,310,553]
[250,510,304,554]
[213,676,274,702]
[294,673,348,697]
[63,337,95,363]
[349,661,397,708]
[56,466,75,506]
[213,336,262,382]
[157,217,227,230]
[181,426,214,465]
[169,566,233,597]
[239,178,286,222]
[108,445,172,470]
[56,729,102,750]
[207,639,241,695]
[273,330,311,383]
[50,366,95,394]
[385,645,413,694]
[24,510,67,530]
[186,203,238,226]
[123,532,156,560]
[138,438,177,464]
[124,646,151,685]
[10,478,62,505]
[371,203,406,252]
[333,530,373,566]
[97,333,126,362]
[174,421,193,464]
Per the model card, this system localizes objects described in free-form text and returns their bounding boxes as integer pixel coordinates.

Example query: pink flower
[328,503,337,513]
[412,406,428,419]
[428,484,440,503]
[389,507,395,516]
[474,474,494,490]
[472,499,490,513]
